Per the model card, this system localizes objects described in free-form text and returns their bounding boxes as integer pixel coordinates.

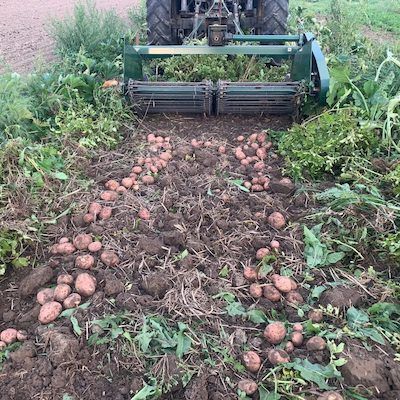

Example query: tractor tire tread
[146,0,174,44]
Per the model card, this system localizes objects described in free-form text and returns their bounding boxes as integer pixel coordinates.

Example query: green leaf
[176,330,192,358]
[53,171,69,180]
[219,265,229,278]
[226,301,246,317]
[131,382,160,400]
[347,307,369,327]
[326,251,345,264]
[70,316,82,336]
[247,309,268,324]
[311,285,327,299]
[304,225,327,268]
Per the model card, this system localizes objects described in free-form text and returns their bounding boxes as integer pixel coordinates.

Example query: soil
[0,0,138,73]
[0,114,399,400]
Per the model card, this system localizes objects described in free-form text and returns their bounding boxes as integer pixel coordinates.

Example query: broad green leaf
[131,383,160,400]
[347,307,369,327]
[176,331,192,358]
[226,301,246,317]
[70,316,82,336]
[247,309,268,324]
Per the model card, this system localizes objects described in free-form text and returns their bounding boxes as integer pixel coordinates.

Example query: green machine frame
[123,32,329,115]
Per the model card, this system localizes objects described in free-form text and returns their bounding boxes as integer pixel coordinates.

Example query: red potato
[256,247,270,260]
[159,160,168,169]
[251,177,259,185]
[145,157,152,164]
[251,184,264,192]
[105,180,119,191]
[37,288,55,305]
[240,159,250,166]
[286,291,304,305]
[122,177,134,189]
[256,148,267,160]
[73,234,93,250]
[150,166,159,174]
[137,158,145,166]
[317,392,344,400]
[132,184,140,191]
[75,273,97,297]
[306,336,327,351]
[38,301,62,324]
[142,175,155,185]
[308,309,323,323]
[242,351,261,372]
[243,266,257,282]
[271,274,292,293]
[244,181,252,189]
[218,146,226,154]
[99,206,112,220]
[57,274,74,285]
[83,213,95,224]
[0,329,18,345]
[100,191,118,202]
[160,152,172,162]
[204,141,212,147]
[237,135,245,142]
[291,332,304,347]
[138,208,150,220]
[265,141,273,150]
[88,241,102,252]
[155,136,164,143]
[267,212,286,229]
[59,237,69,244]
[251,142,259,150]
[257,132,267,143]
[16,330,28,341]
[249,283,263,298]
[54,284,72,302]
[129,172,138,180]
[238,379,258,395]
[293,323,303,332]
[263,285,281,302]
[268,349,290,365]
[89,202,102,216]
[254,161,265,172]
[249,133,258,143]
[132,166,143,174]
[263,321,287,344]
[235,149,246,160]
[270,240,280,250]
[116,186,127,194]
[57,243,76,255]
[63,293,82,309]
[285,341,294,353]
[75,254,95,270]
[100,251,120,267]
[147,133,156,143]
[263,182,270,190]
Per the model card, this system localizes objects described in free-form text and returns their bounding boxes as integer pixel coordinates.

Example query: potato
[237,135,245,142]
[156,136,164,143]
[317,391,344,400]
[218,146,226,154]
[291,332,304,347]
[57,243,76,255]
[0,341,7,350]
[122,177,134,189]
[251,142,259,150]
[75,254,95,270]
[249,283,263,298]
[263,285,281,302]
[100,191,118,202]
[59,237,69,244]
[285,341,294,353]
[142,175,155,185]
[263,181,270,190]
[105,179,119,191]
[89,202,102,216]
[265,141,273,150]
[75,273,97,297]
[99,206,112,220]
[242,351,261,372]
[16,330,28,341]
[306,336,326,351]
[286,291,304,306]
[138,208,150,220]
[271,275,292,293]
[160,152,172,161]
[251,184,264,192]
[254,161,265,172]
[57,274,74,287]
[290,279,297,291]
[270,240,280,250]
[251,177,259,185]
[54,284,72,302]
[63,293,82,309]
[88,241,102,252]
[238,379,258,395]
[267,212,286,229]
[243,266,257,282]
[249,133,258,143]
[293,323,303,332]
[263,322,286,344]
[116,185,127,194]
[243,181,252,189]
[257,132,266,143]
[38,301,62,324]
[83,213,95,224]
[235,149,246,161]
[0,328,18,345]
[132,166,143,174]
[308,309,323,323]
[256,247,270,260]
[147,133,156,142]
[241,159,250,166]
[268,349,290,365]
[73,234,93,250]
[100,251,119,267]
[256,148,267,160]
[37,288,55,305]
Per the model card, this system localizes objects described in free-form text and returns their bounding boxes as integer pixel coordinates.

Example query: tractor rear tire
[146,0,175,45]
[260,0,289,35]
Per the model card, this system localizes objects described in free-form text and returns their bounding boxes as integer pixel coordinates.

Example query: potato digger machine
[124,0,329,116]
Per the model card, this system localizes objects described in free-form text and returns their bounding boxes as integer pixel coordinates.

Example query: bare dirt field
[0,0,137,73]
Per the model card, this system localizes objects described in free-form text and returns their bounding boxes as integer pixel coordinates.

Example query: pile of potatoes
[36,272,97,324]
[0,328,27,349]
[233,133,275,192]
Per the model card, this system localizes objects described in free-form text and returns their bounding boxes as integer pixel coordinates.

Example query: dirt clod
[320,286,362,308]
[19,266,54,297]
[140,272,171,299]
